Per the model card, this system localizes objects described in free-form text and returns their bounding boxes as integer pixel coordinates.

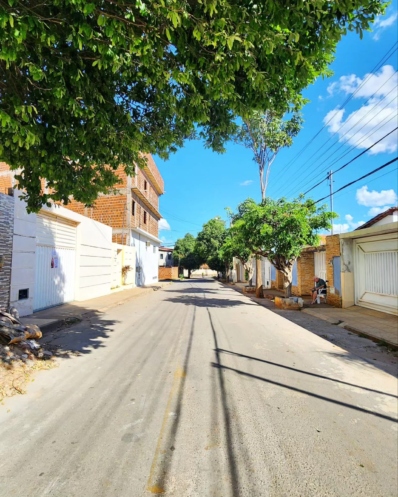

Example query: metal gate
[314,251,327,281]
[33,213,77,311]
[355,234,398,315]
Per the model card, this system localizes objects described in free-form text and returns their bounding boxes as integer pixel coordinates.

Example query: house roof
[159,246,174,252]
[355,207,398,230]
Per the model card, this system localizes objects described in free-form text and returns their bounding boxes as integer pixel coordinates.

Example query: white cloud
[159,218,171,231]
[240,180,253,186]
[368,206,391,217]
[332,214,365,234]
[323,65,398,154]
[356,185,397,207]
[373,12,398,40]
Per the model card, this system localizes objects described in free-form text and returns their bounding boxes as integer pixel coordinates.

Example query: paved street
[0,279,397,497]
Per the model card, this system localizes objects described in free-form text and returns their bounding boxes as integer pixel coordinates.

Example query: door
[34,213,77,311]
[314,251,327,281]
[354,233,398,315]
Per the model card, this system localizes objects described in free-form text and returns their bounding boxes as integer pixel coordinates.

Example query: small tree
[231,198,336,297]
[221,229,254,284]
[173,234,198,278]
[195,218,228,277]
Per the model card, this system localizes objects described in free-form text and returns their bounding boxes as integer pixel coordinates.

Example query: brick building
[65,155,164,286]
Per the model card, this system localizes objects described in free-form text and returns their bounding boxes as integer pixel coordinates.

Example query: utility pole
[327,170,334,235]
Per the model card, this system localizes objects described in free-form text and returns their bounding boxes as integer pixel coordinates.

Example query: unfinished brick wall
[0,162,13,195]
[325,234,342,307]
[159,266,178,280]
[297,250,315,296]
[0,193,14,309]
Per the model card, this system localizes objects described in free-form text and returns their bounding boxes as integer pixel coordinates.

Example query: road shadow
[164,294,257,308]
[39,307,119,358]
[226,288,398,378]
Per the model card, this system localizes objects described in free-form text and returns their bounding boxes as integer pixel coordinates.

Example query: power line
[314,157,398,204]
[271,42,398,196]
[284,88,398,198]
[303,126,398,195]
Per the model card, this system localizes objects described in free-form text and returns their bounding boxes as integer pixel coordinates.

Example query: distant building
[159,247,174,267]
[66,155,164,286]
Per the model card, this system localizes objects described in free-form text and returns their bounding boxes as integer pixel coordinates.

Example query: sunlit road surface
[0,279,397,497]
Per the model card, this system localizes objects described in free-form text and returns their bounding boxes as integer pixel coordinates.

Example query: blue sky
[156,4,398,246]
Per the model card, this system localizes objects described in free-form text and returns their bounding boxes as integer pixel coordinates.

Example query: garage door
[33,212,78,311]
[355,233,398,315]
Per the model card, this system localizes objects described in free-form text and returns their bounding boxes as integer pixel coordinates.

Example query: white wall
[10,193,37,316]
[10,195,114,316]
[130,229,160,286]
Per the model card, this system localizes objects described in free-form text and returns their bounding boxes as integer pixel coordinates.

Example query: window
[160,253,164,259]
[153,246,156,254]
[143,211,147,224]
[144,180,147,191]
[132,200,135,215]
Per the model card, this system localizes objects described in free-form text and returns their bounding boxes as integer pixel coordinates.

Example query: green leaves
[0,0,386,210]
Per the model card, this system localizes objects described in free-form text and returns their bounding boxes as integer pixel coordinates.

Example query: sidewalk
[302,305,398,347]
[20,282,171,333]
[226,282,398,348]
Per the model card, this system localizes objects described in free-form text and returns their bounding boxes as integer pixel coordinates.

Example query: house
[159,247,174,267]
[66,155,164,286]
[338,207,398,315]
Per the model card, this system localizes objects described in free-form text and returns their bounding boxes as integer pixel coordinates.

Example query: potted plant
[122,265,131,284]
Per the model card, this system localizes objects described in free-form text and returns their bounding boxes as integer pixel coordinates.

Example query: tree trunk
[283,266,293,298]
[255,256,263,298]
[259,165,265,200]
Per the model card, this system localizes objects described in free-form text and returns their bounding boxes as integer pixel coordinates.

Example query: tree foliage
[230,197,336,295]
[195,217,228,273]
[235,111,303,199]
[173,233,198,274]
[0,0,386,210]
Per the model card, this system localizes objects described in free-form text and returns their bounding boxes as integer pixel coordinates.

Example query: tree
[195,217,228,275]
[0,1,385,211]
[173,233,198,278]
[231,198,336,297]
[221,228,254,284]
[235,111,303,200]
[234,110,302,295]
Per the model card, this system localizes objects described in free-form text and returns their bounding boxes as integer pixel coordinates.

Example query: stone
[274,296,303,310]
[43,351,53,359]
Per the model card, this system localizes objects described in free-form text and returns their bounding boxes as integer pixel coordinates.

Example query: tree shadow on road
[164,295,257,308]
[40,309,119,358]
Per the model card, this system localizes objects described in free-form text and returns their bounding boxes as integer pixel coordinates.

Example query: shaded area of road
[0,279,397,497]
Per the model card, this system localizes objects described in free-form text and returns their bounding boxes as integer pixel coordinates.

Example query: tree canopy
[230,197,336,295]
[173,233,198,274]
[0,0,386,210]
[195,217,228,273]
[235,111,303,199]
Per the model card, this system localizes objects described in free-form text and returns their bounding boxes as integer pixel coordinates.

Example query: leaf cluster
[0,0,386,210]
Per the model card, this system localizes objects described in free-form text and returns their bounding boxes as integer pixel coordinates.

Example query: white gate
[355,233,398,315]
[34,213,77,311]
[314,251,327,281]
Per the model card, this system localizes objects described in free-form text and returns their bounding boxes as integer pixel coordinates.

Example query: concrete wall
[131,229,160,286]
[10,195,115,316]
[10,193,36,316]
[0,193,14,310]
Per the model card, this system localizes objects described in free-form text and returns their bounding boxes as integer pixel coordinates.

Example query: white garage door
[34,213,77,311]
[355,233,398,315]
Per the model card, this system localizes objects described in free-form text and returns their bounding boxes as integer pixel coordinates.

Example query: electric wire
[314,157,398,204]
[271,42,398,196]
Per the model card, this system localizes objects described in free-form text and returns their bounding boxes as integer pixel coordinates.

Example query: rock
[275,296,303,310]
[43,351,53,359]
[21,354,28,360]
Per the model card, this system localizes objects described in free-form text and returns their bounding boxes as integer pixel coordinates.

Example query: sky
[156,3,398,246]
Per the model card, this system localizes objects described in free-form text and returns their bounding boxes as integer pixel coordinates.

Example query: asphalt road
[1,279,397,497]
